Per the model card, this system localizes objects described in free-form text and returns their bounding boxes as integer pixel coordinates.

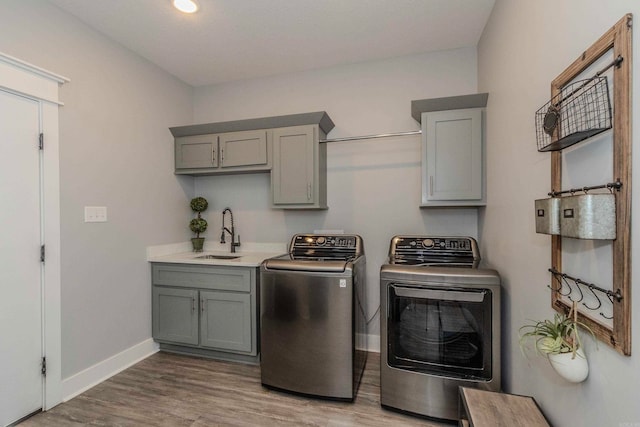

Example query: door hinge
[39,133,44,150]
[41,357,47,376]
[40,245,45,263]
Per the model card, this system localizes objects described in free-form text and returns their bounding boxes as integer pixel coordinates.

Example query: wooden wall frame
[550,14,632,355]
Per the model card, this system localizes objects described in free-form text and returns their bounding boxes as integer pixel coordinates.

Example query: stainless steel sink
[196,254,241,260]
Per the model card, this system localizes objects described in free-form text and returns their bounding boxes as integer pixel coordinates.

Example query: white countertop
[147,241,287,268]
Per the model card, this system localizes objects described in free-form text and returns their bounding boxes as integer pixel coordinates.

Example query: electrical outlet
[84,206,108,223]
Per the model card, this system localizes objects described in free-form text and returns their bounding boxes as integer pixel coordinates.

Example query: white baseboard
[62,334,377,402]
[62,338,159,402]
[356,333,381,353]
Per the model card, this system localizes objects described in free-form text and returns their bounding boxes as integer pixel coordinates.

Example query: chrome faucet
[220,207,241,253]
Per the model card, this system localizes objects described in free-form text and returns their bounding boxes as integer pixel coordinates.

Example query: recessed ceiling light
[173,0,199,13]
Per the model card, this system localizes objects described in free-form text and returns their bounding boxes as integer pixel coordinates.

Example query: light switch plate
[85,206,108,222]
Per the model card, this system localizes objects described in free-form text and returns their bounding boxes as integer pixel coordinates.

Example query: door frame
[0,52,68,410]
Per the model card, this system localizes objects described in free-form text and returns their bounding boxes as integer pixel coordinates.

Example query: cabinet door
[219,130,268,168]
[422,109,482,202]
[271,125,316,205]
[152,287,199,345]
[175,134,218,170]
[200,290,252,353]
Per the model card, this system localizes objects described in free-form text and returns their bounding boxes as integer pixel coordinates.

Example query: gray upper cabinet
[175,129,270,175]
[271,125,327,209]
[170,112,334,208]
[218,130,268,169]
[421,108,483,205]
[413,94,488,208]
[175,134,218,170]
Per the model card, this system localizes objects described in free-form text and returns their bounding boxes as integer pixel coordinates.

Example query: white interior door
[0,89,44,426]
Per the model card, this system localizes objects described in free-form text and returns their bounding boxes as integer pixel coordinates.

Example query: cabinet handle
[192,297,196,313]
[307,183,312,200]
[221,148,224,165]
[201,298,204,313]
[429,176,434,196]
[212,147,216,165]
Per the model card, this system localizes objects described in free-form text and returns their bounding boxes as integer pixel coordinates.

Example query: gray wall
[10,6,636,423]
[192,48,480,339]
[478,1,640,425]
[0,0,194,378]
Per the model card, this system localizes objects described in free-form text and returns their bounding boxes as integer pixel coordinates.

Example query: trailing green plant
[189,197,208,238]
[519,311,595,358]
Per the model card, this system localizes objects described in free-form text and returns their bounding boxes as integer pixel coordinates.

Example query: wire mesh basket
[535,76,612,152]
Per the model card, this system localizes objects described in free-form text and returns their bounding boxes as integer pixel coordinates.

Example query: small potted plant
[519,307,595,383]
[189,196,208,252]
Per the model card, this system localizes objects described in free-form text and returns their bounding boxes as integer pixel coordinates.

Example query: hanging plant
[519,304,596,383]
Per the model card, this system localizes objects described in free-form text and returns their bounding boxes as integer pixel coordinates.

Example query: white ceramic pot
[548,348,589,383]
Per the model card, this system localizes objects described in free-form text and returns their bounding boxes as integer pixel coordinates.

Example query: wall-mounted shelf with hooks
[539,14,632,356]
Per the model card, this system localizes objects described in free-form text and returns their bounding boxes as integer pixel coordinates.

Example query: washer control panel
[293,234,358,248]
[289,234,364,260]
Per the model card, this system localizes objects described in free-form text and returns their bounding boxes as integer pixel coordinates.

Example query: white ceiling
[46,0,495,87]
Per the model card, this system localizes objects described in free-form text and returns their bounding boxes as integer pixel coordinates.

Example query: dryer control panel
[393,237,473,251]
[388,236,480,267]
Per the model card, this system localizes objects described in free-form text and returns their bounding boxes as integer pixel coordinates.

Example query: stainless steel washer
[260,234,367,400]
[380,236,501,421]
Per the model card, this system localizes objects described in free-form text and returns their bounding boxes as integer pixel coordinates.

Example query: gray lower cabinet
[151,263,258,362]
[200,290,251,352]
[271,124,327,209]
[152,287,199,346]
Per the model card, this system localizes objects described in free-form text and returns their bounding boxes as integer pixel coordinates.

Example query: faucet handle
[235,234,241,247]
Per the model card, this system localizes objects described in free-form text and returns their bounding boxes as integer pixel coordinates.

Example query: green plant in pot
[519,305,595,383]
[189,196,208,252]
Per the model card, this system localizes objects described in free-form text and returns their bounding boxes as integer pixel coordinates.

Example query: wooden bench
[458,387,551,427]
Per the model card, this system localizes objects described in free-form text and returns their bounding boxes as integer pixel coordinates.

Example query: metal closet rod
[319,130,421,143]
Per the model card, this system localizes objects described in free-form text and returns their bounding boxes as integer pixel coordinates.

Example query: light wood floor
[20,351,446,426]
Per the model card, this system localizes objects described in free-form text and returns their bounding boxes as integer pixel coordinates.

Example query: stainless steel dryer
[380,236,501,421]
[260,234,367,400]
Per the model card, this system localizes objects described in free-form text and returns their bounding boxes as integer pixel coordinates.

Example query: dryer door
[387,284,492,380]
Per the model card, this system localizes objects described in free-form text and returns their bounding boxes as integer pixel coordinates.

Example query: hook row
[547,268,622,320]
[547,179,622,197]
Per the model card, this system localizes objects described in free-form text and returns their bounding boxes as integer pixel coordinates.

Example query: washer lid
[262,254,355,273]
